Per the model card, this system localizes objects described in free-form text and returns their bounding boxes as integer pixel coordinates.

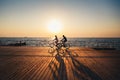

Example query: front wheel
[48,47,55,54]
[65,43,70,49]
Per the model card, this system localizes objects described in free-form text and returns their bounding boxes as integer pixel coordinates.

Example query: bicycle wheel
[58,48,64,55]
[48,47,55,54]
[65,43,70,49]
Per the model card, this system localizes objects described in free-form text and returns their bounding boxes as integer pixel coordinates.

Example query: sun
[48,19,62,33]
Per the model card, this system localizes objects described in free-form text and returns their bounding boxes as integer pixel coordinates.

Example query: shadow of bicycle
[66,50,102,80]
[49,53,67,80]
[49,49,102,80]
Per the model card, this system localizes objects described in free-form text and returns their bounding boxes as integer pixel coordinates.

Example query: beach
[0,46,120,80]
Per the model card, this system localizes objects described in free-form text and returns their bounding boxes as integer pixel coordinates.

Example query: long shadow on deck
[66,50,102,80]
[49,53,67,80]
[49,49,102,80]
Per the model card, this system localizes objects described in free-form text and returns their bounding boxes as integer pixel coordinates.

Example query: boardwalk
[0,47,120,80]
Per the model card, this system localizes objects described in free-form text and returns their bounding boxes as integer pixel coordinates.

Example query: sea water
[0,37,120,50]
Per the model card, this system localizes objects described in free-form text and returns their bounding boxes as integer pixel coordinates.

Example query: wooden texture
[0,47,120,80]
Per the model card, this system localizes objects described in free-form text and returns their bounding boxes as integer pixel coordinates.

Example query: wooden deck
[0,47,120,80]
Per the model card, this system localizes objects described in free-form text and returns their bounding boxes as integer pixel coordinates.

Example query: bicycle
[48,40,70,55]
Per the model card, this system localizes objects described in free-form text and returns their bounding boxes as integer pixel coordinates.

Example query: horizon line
[0,36,120,38]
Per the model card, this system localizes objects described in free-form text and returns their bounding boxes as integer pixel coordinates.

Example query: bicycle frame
[48,40,70,55]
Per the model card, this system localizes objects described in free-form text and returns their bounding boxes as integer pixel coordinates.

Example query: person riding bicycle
[61,35,67,47]
[54,35,58,46]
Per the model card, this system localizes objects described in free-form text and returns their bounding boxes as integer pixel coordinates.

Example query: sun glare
[48,19,62,33]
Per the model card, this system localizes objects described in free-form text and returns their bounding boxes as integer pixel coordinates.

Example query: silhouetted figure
[61,35,67,47]
[20,41,22,46]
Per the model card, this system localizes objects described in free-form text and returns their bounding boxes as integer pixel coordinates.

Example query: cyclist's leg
[62,41,65,47]
[66,42,70,49]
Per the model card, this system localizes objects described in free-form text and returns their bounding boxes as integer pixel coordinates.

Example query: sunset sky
[0,0,120,37]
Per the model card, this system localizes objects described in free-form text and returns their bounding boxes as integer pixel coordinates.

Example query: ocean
[0,37,120,50]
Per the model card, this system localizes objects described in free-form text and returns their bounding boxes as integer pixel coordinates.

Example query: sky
[0,0,120,37]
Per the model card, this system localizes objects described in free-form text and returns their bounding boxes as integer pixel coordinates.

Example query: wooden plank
[0,47,120,80]
[39,57,53,80]
[28,57,47,80]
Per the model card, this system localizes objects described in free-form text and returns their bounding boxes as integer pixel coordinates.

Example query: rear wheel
[48,47,55,54]
[58,48,64,54]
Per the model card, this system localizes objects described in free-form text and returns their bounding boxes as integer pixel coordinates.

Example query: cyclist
[61,35,67,47]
